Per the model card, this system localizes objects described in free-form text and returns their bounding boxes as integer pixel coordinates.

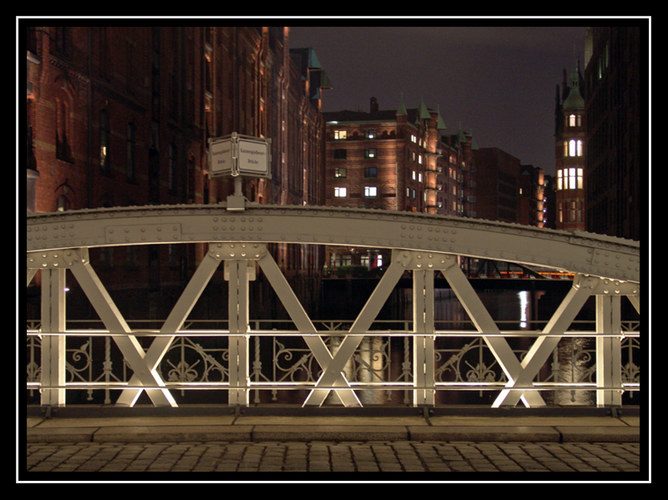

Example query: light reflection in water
[518,290,529,329]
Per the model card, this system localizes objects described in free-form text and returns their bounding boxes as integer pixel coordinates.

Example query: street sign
[208,136,235,177]
[208,133,271,179]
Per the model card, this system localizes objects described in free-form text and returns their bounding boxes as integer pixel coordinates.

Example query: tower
[555,62,586,231]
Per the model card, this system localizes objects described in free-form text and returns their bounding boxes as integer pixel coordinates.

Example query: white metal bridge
[25,204,640,409]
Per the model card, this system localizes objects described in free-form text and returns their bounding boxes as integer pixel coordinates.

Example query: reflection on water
[519,290,529,329]
[402,286,597,406]
[548,337,595,405]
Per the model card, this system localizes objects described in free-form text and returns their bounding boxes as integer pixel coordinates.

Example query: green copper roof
[417,96,431,121]
[396,92,408,116]
[562,69,584,110]
[436,105,447,130]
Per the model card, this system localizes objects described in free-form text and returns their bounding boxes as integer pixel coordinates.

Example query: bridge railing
[25,317,640,408]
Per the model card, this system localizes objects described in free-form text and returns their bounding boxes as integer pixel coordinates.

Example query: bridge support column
[225,259,254,407]
[40,268,67,407]
[412,269,435,406]
[596,295,623,407]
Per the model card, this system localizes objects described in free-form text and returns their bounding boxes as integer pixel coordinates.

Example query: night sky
[288,23,588,176]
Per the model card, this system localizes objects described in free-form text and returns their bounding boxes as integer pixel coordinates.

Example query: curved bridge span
[27,204,639,283]
[26,205,641,410]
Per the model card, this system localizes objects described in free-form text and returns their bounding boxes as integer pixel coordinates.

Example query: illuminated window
[99,109,110,173]
[334,130,347,140]
[334,187,347,198]
[366,129,376,139]
[364,186,377,198]
[411,134,417,143]
[557,168,583,191]
[365,148,376,159]
[568,114,577,127]
[334,167,347,178]
[567,139,583,157]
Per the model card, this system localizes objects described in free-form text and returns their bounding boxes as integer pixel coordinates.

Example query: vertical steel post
[413,269,435,406]
[226,259,251,406]
[40,268,67,407]
[596,295,623,407]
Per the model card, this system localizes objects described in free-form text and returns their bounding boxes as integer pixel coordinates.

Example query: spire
[562,62,584,110]
[436,105,447,130]
[417,96,431,121]
[396,92,407,116]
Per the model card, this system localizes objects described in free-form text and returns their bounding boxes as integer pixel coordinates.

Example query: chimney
[370,97,378,113]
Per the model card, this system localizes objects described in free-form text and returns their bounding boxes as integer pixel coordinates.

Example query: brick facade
[24,25,327,293]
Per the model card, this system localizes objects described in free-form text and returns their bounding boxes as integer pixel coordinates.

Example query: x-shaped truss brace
[28,246,639,408]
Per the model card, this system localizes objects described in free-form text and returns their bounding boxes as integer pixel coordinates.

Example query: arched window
[56,195,70,212]
[126,122,136,181]
[99,109,110,173]
[55,97,72,162]
[168,142,176,192]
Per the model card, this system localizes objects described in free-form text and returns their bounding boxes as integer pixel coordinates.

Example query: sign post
[208,133,271,211]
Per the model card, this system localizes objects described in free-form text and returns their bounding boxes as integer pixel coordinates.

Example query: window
[568,114,577,127]
[334,187,347,198]
[334,167,347,178]
[56,195,70,212]
[126,123,136,181]
[366,129,376,139]
[55,97,72,162]
[364,186,377,198]
[567,139,583,157]
[99,110,110,173]
[556,168,583,191]
[365,148,376,159]
[364,166,377,177]
[334,130,347,140]
[168,142,176,192]
[333,148,347,159]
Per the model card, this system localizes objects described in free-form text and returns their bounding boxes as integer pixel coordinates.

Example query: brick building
[584,26,643,241]
[554,63,586,231]
[322,96,474,273]
[470,147,522,223]
[24,25,328,306]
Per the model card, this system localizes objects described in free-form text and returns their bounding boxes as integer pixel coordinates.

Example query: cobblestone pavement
[24,440,641,475]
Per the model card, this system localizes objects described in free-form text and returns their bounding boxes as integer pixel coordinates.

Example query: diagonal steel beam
[491,275,638,407]
[257,251,361,407]
[115,248,223,406]
[301,255,406,407]
[69,257,177,407]
[439,259,546,407]
[491,280,592,407]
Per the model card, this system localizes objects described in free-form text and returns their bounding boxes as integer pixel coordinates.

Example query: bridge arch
[26,205,641,409]
[27,204,639,283]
